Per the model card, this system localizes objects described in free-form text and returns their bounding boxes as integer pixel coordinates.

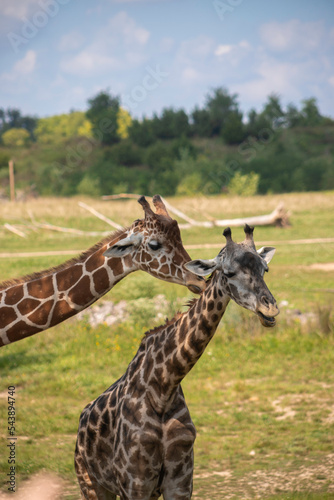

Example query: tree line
[0,87,333,197]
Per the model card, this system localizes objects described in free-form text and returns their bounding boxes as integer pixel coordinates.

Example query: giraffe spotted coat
[75,226,279,500]
[0,196,205,347]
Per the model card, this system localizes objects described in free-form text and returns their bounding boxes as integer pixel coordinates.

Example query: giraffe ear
[185,258,218,277]
[257,246,276,264]
[103,233,143,258]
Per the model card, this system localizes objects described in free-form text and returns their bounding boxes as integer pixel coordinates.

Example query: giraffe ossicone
[0,195,205,347]
[75,225,279,500]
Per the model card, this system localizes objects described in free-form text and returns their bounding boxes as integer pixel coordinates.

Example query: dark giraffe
[75,225,279,499]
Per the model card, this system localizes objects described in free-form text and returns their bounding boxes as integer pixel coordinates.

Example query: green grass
[0,192,334,498]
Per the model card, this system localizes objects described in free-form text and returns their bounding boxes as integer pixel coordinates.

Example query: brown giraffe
[75,225,279,500]
[0,196,205,347]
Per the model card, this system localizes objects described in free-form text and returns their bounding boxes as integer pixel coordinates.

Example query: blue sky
[0,0,333,120]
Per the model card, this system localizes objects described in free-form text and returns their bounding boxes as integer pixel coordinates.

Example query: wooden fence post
[9,159,15,202]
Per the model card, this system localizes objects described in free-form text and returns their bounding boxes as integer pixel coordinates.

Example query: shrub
[76,175,101,197]
[2,128,30,147]
[0,151,10,168]
[106,141,142,167]
[228,172,259,196]
[176,172,203,195]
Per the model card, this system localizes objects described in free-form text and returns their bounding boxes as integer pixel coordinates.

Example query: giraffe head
[185,225,279,326]
[103,195,205,294]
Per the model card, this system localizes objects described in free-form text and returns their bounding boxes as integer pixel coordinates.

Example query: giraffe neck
[145,272,230,410]
[0,229,135,347]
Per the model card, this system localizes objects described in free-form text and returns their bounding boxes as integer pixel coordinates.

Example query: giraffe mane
[144,312,184,337]
[0,226,129,291]
[143,273,214,338]
[144,293,206,338]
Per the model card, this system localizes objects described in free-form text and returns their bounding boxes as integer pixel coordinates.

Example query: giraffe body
[0,196,205,347]
[75,226,279,500]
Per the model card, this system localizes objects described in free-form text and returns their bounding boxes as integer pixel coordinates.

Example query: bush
[176,172,203,196]
[144,142,175,173]
[129,119,156,147]
[76,175,101,197]
[2,128,30,147]
[106,141,142,167]
[0,151,10,168]
[228,172,259,196]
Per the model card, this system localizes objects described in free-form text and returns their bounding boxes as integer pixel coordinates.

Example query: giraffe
[0,195,205,347]
[75,225,279,500]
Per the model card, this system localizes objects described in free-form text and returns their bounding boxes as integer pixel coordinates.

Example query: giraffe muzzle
[188,284,203,294]
[186,276,206,294]
[256,302,280,328]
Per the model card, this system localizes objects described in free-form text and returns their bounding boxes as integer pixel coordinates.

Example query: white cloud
[160,37,174,53]
[0,0,38,19]
[234,57,319,108]
[14,49,36,74]
[58,31,85,52]
[60,12,150,76]
[177,35,215,65]
[61,52,120,75]
[0,50,37,83]
[214,44,232,57]
[181,67,201,83]
[260,19,324,53]
[239,40,251,50]
[108,11,149,46]
[329,76,334,87]
[173,37,252,91]
[214,41,251,58]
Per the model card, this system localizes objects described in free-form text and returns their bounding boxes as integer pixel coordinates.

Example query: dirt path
[0,473,66,500]
[2,455,333,500]
[192,453,334,499]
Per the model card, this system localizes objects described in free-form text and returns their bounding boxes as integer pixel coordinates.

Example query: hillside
[1,125,334,199]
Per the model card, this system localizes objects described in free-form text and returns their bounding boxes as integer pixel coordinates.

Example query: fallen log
[178,202,290,229]
[78,201,123,230]
[4,223,27,238]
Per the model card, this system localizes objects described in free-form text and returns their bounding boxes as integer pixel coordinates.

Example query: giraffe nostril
[261,296,270,307]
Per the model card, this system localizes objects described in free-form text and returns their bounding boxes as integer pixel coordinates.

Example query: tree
[154,108,190,139]
[221,111,245,144]
[261,94,285,129]
[191,107,211,137]
[86,91,120,145]
[0,107,37,140]
[2,128,30,147]
[106,141,142,167]
[300,98,323,126]
[34,112,92,143]
[205,87,240,136]
[285,103,302,128]
[129,118,156,147]
[117,108,132,140]
[0,151,10,169]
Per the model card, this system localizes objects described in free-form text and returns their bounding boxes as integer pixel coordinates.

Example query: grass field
[0,192,334,499]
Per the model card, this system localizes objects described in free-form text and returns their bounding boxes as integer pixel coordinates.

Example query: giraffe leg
[161,454,194,500]
[75,451,116,500]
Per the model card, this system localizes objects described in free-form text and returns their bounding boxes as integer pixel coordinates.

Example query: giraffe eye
[224,271,236,278]
[148,241,162,251]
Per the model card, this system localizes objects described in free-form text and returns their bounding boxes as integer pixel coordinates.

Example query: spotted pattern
[0,197,205,347]
[75,233,279,500]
